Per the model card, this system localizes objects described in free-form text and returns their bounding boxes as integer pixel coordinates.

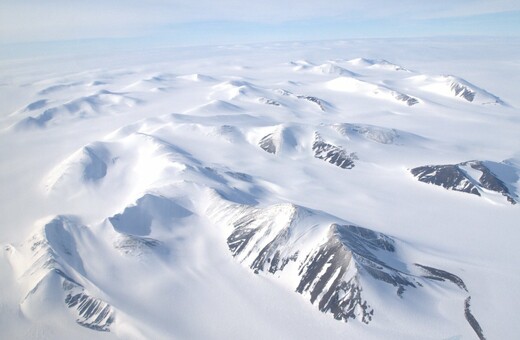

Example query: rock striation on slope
[444,75,503,104]
[313,133,356,169]
[6,193,190,333]
[411,160,517,204]
[297,95,328,111]
[208,197,481,330]
[416,75,504,105]
[258,133,279,154]
[7,216,115,331]
[8,57,510,337]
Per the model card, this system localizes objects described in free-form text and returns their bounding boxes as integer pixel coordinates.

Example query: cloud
[1,0,519,43]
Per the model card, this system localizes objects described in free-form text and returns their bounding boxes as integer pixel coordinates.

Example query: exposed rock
[259,97,281,106]
[411,160,517,204]
[450,81,476,102]
[393,92,419,106]
[18,216,115,332]
[297,95,327,111]
[415,264,467,291]
[64,281,114,331]
[258,133,277,154]
[466,161,517,204]
[465,296,486,340]
[411,164,480,195]
[214,199,473,325]
[313,133,356,169]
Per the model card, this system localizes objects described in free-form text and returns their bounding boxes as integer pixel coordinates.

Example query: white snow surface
[0,37,519,339]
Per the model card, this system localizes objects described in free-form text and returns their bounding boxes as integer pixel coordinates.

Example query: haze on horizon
[1,0,519,47]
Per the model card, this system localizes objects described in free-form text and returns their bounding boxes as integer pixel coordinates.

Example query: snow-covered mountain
[411,160,518,205]
[208,197,481,331]
[0,38,519,339]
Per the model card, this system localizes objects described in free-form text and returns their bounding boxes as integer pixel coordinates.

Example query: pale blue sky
[1,1,519,46]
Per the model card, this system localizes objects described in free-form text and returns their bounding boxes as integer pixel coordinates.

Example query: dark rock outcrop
[216,201,476,326]
[313,133,356,169]
[465,297,486,340]
[393,92,419,106]
[450,81,476,102]
[411,160,517,204]
[258,133,277,154]
[411,164,479,195]
[297,95,327,111]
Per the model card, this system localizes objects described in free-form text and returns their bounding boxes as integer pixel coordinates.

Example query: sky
[0,0,519,46]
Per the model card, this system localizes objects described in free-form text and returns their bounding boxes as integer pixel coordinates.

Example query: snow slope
[0,37,519,339]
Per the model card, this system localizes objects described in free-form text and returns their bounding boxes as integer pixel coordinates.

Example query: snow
[0,37,519,339]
